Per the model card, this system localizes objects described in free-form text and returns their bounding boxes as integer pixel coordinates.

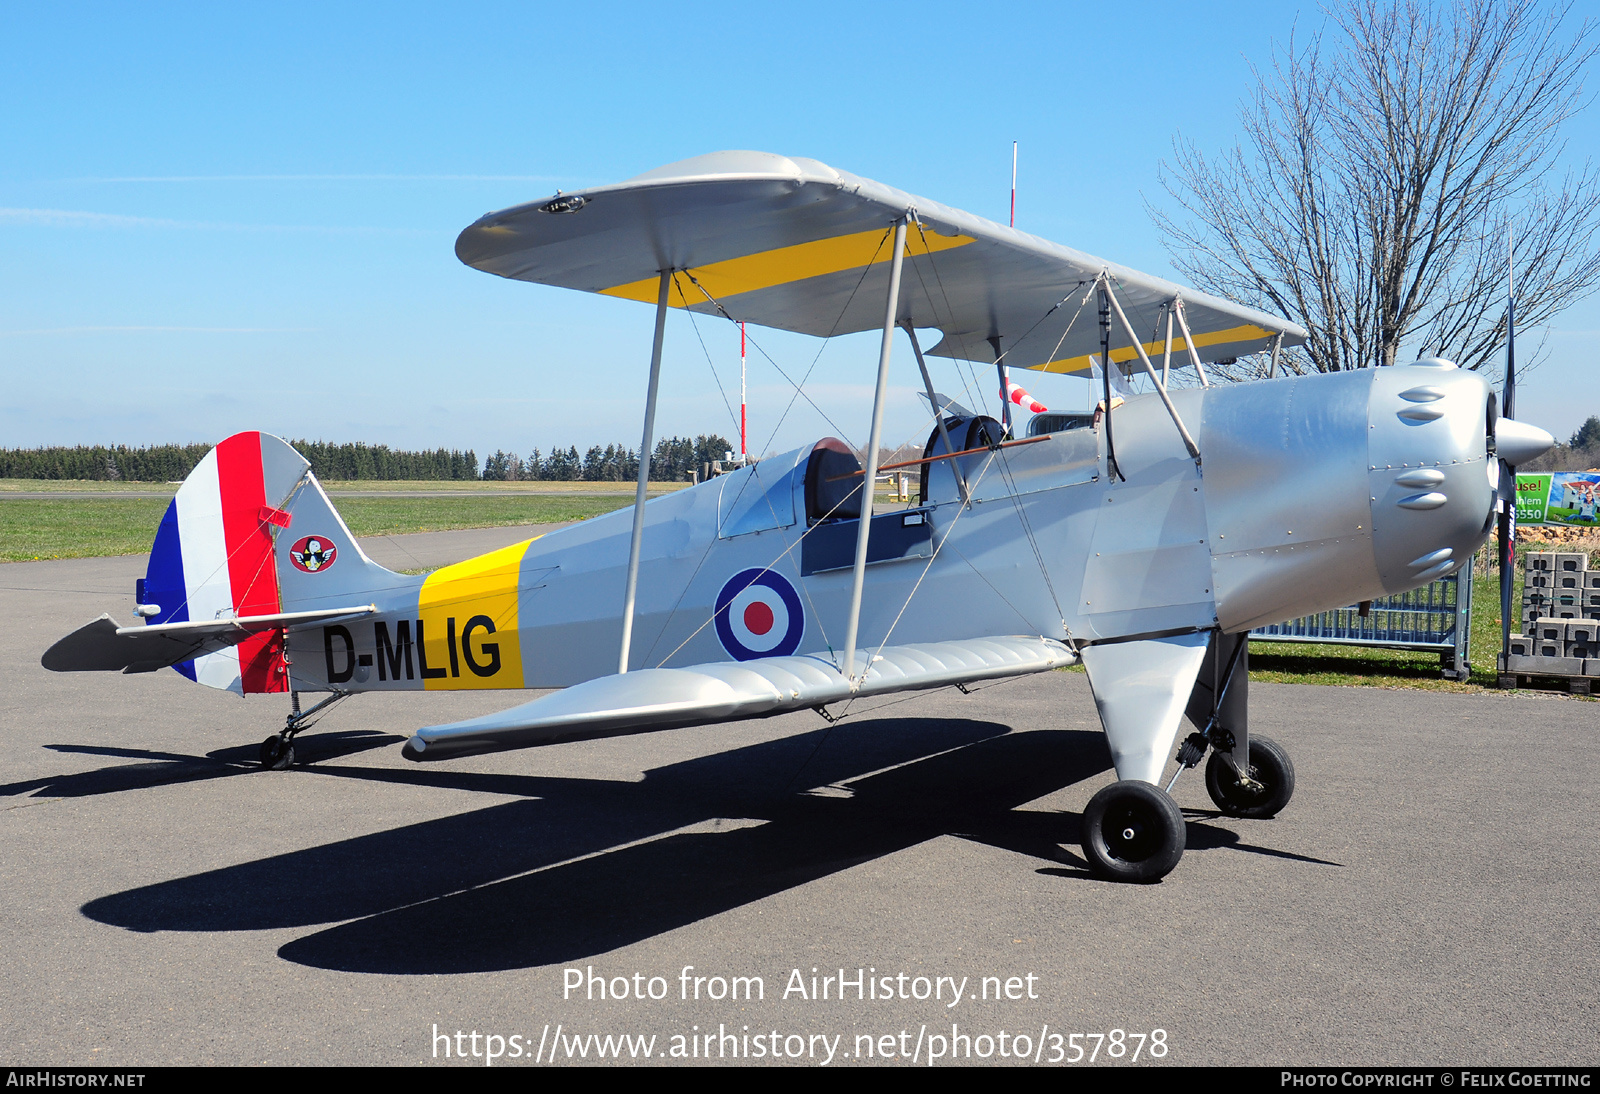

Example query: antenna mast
[997,141,1017,434]
[1010,141,1017,227]
[739,320,747,460]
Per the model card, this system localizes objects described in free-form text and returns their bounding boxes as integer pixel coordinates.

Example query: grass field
[0,480,180,495]
[1,499,174,561]
[5,493,1586,698]
[1246,562,1499,692]
[1239,559,1590,696]
[326,480,689,495]
[0,479,909,562]
[1059,556,1581,696]
[0,478,689,496]
[0,495,639,562]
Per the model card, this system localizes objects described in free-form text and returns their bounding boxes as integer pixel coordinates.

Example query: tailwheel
[256,690,350,771]
[1204,734,1294,818]
[1081,780,1186,883]
[259,735,295,771]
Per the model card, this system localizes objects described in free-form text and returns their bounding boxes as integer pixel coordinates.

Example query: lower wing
[404,636,1076,760]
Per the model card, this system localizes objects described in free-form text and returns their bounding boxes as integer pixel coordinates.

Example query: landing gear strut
[1167,632,1295,817]
[258,690,348,771]
[1205,735,1294,818]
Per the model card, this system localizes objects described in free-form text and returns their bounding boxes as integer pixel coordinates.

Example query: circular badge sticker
[715,568,804,661]
[288,535,338,573]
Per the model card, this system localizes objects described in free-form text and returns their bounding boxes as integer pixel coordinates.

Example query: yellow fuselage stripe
[416,538,532,690]
[600,227,975,306]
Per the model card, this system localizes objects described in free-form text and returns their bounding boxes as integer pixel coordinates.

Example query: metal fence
[1250,555,1474,680]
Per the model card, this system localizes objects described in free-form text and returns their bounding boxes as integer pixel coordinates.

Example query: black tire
[1204,734,1294,818]
[259,735,295,771]
[1080,781,1186,883]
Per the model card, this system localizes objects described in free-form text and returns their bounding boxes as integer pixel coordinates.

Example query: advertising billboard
[1515,471,1600,526]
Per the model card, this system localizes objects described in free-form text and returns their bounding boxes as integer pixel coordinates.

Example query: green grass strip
[0,496,634,562]
[8,504,1583,701]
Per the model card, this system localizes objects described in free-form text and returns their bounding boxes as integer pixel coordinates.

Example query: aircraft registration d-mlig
[44,151,1555,882]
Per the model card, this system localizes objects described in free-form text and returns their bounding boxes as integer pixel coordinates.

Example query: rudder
[142,432,308,693]
[141,432,410,694]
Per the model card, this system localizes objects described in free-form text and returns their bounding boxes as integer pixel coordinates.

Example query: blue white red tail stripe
[143,432,307,694]
[145,498,195,681]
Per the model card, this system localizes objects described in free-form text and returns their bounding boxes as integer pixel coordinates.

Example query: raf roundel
[715,568,804,661]
[288,535,338,574]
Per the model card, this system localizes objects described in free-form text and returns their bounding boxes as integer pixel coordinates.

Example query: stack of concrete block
[1509,551,1600,679]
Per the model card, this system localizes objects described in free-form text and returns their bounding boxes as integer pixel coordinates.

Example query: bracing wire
[903,229,1082,630]
[166,469,312,635]
[836,452,1005,712]
[651,222,1087,685]
[988,442,1069,628]
[906,219,989,419]
[648,472,871,669]
[681,225,893,453]
[907,216,1090,429]
[644,229,904,670]
[677,273,743,440]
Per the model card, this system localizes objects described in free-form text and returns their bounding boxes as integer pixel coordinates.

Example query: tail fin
[142,432,404,693]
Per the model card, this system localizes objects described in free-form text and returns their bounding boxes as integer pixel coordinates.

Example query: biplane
[43,150,1554,882]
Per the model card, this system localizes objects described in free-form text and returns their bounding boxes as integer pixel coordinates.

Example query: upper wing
[456,150,1307,375]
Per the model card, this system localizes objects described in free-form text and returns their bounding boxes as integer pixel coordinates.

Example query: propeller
[1494,284,1556,675]
[1498,292,1517,677]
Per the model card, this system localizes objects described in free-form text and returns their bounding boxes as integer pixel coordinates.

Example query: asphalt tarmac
[2,527,1595,1068]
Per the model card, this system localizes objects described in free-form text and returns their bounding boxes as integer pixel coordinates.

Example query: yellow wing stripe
[1029,323,1275,376]
[417,538,532,691]
[599,227,975,306]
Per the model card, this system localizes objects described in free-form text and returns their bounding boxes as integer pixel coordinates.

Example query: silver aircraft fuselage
[284,360,1495,695]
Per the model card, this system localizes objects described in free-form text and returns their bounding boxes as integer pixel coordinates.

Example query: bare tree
[1153,0,1600,378]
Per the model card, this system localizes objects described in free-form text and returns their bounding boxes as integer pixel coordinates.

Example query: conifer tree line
[482,434,733,482]
[0,441,478,481]
[292,441,479,481]
[0,443,214,482]
[0,434,732,482]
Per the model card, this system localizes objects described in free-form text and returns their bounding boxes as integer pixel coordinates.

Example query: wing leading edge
[403,636,1077,760]
[455,150,1307,376]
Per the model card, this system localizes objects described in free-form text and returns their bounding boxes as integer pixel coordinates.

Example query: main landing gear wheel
[259,735,295,771]
[1080,781,1186,883]
[1204,734,1294,818]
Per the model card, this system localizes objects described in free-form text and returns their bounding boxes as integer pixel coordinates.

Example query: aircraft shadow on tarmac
[0,731,404,800]
[78,719,1323,974]
[1176,813,1343,867]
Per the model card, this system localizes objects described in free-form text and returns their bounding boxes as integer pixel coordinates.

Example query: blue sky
[2,1,1596,462]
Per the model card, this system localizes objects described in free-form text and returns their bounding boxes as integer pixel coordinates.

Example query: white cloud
[0,325,316,337]
[0,206,433,234]
[80,174,573,183]
[0,207,176,228]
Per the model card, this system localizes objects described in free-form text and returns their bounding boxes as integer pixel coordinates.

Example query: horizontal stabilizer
[42,606,376,675]
[405,636,1077,760]
[919,390,975,420]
